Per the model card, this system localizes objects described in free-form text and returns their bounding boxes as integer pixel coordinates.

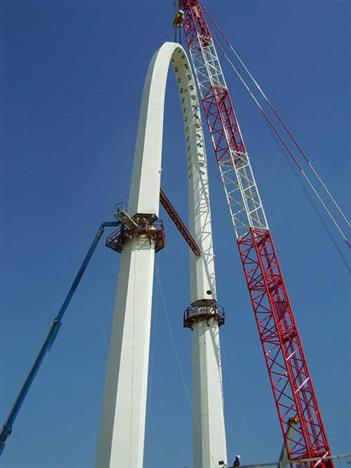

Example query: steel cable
[203,3,351,233]
[154,259,222,468]
[205,22,351,249]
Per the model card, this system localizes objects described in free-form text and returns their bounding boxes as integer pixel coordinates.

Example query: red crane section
[179,1,333,465]
[160,189,201,257]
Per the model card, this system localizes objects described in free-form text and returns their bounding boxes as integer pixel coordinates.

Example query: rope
[203,3,351,232]
[155,260,193,412]
[154,259,221,467]
[289,157,351,275]
[221,349,254,456]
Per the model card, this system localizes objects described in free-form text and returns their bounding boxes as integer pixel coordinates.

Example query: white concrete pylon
[95,42,227,468]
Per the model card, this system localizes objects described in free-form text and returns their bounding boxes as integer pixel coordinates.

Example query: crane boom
[0,221,118,455]
[179,1,333,466]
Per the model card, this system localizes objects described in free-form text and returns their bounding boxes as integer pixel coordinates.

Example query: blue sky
[1,1,350,467]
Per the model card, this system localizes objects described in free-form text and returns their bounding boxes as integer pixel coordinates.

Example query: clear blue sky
[1,1,350,467]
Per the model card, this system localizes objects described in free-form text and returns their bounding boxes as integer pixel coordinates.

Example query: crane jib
[179,0,334,466]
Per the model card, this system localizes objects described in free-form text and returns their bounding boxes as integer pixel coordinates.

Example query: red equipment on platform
[179,1,333,466]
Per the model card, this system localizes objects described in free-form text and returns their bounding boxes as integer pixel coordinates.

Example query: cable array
[203,4,351,250]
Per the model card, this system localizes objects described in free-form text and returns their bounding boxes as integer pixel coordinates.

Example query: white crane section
[95,42,227,468]
[186,26,269,238]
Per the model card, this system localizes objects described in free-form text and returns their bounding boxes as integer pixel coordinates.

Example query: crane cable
[212,32,351,249]
[154,260,222,468]
[203,3,351,233]
[201,8,351,249]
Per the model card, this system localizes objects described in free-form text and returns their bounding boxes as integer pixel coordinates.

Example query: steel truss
[238,228,332,465]
[180,0,333,465]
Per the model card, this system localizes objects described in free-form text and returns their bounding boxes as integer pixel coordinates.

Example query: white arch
[95,42,227,468]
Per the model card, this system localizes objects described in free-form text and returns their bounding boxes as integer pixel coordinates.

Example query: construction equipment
[0,221,118,455]
[160,189,200,256]
[178,1,334,466]
[0,190,200,455]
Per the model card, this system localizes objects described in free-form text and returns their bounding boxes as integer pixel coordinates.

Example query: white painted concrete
[95,238,155,468]
[192,321,227,468]
[95,42,227,468]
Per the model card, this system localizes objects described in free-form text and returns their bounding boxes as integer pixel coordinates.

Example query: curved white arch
[96,43,227,468]
[129,42,215,303]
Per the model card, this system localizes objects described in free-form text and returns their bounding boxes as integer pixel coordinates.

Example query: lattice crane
[178,1,333,466]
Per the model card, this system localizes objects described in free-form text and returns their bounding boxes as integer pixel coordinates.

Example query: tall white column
[191,321,227,468]
[95,238,155,468]
[186,92,227,468]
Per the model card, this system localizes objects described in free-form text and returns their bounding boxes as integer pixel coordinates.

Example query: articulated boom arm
[180,1,333,466]
[0,221,118,455]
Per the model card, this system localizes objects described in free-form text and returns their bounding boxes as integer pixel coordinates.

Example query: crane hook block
[172,10,184,28]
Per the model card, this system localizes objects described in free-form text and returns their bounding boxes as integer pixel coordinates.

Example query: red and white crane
[178,1,333,466]
[0,3,342,467]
